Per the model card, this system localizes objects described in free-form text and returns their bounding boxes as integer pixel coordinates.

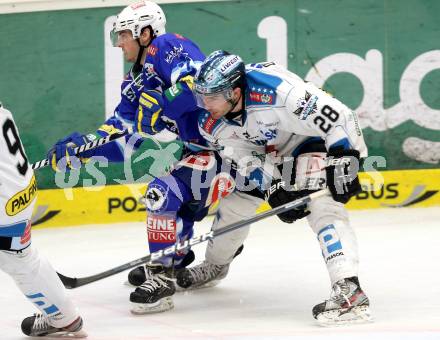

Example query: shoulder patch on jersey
[293,91,318,120]
[249,90,275,105]
[147,45,158,56]
[6,175,37,216]
[245,70,282,106]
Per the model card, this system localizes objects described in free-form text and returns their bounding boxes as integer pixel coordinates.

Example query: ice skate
[312,276,372,326]
[176,260,230,290]
[126,250,194,287]
[127,262,166,287]
[21,314,86,338]
[129,265,176,314]
[176,245,243,290]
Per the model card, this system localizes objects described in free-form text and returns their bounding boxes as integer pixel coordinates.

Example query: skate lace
[142,266,155,280]
[330,280,352,306]
[32,313,52,332]
[139,273,173,293]
[189,261,222,283]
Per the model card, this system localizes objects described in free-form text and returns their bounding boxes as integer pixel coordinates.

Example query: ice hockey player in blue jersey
[47,1,206,168]
[179,50,373,325]
[110,1,207,146]
[47,1,254,314]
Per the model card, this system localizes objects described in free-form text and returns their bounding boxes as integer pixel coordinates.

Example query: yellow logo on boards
[6,175,38,216]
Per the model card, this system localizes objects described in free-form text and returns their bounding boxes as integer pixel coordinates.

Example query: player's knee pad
[307,195,349,233]
[0,246,37,277]
[209,192,261,245]
[205,192,262,265]
[215,191,263,223]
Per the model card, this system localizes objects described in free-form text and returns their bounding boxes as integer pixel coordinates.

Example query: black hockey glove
[266,179,310,224]
[326,148,362,204]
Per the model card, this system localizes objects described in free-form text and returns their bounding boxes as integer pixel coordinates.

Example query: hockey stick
[57,189,329,289]
[31,130,131,170]
[31,128,217,170]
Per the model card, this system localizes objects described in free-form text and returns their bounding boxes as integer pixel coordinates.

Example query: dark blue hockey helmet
[194,50,245,95]
[193,50,246,112]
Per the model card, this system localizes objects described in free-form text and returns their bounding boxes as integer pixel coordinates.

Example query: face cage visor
[110,28,136,47]
[194,86,235,111]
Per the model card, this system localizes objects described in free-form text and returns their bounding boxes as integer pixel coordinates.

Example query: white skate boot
[313,276,372,326]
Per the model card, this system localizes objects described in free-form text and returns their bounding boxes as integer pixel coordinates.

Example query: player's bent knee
[0,246,37,276]
[307,195,349,233]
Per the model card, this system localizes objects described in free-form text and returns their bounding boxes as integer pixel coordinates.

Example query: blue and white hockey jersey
[198,62,368,188]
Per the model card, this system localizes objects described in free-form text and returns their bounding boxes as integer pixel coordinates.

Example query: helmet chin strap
[133,27,155,73]
[224,90,244,120]
[132,43,145,73]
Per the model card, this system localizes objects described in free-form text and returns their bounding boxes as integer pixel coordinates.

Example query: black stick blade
[57,272,78,289]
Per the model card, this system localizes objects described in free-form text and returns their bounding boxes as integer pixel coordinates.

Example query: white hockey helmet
[111,1,166,45]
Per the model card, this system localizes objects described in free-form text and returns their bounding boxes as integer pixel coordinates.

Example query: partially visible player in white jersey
[0,104,86,337]
[177,50,372,325]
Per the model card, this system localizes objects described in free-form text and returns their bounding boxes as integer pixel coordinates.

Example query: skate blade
[130,297,174,314]
[41,329,88,338]
[125,279,221,292]
[175,279,222,292]
[315,305,373,326]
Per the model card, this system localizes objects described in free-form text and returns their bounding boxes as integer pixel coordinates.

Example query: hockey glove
[47,132,93,171]
[266,179,310,224]
[135,90,166,136]
[326,147,362,204]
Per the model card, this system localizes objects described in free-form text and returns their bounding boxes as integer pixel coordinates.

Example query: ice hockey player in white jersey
[0,104,86,337]
[178,50,372,325]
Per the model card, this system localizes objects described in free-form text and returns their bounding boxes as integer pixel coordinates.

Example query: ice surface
[2,207,440,339]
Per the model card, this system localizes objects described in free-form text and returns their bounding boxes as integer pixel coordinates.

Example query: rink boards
[30,169,440,229]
